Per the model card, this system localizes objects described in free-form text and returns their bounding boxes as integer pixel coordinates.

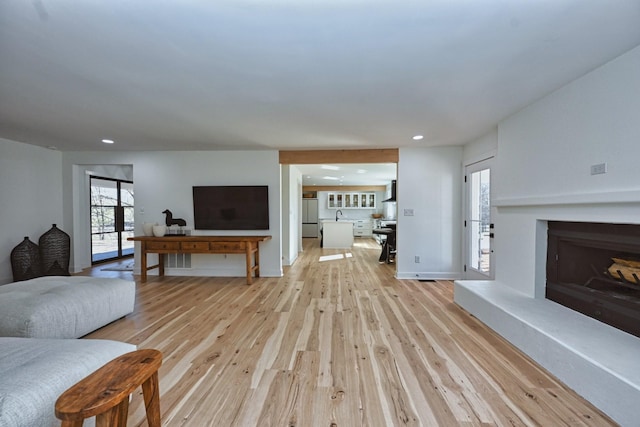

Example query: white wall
[462,128,497,165]
[62,150,283,278]
[0,139,64,284]
[281,164,301,266]
[496,45,640,203]
[396,146,463,280]
[493,44,640,297]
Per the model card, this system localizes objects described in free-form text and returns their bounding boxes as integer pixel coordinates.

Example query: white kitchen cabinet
[344,193,362,208]
[353,219,373,237]
[363,193,376,208]
[343,193,351,208]
[327,193,343,209]
[327,192,375,209]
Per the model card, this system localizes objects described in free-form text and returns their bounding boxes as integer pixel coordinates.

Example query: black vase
[39,224,71,276]
[10,237,42,282]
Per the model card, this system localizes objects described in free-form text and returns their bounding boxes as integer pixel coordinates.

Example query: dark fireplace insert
[546,221,640,338]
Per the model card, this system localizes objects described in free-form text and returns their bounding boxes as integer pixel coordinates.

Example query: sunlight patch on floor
[319,253,353,262]
[353,240,374,248]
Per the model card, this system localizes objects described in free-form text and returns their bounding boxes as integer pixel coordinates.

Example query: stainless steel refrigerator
[302,198,319,238]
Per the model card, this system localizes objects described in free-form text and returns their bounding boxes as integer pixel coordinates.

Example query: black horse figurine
[162,209,187,227]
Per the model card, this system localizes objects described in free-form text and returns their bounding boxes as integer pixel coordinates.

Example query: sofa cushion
[0,276,135,338]
[0,337,137,427]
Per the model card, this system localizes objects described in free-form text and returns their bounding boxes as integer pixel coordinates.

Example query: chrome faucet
[335,210,343,221]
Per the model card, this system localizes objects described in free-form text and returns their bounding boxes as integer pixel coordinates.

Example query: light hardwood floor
[85,238,615,426]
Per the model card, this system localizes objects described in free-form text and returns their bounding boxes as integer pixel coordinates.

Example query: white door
[464,158,494,279]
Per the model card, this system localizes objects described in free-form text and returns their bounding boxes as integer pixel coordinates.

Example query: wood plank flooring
[84,238,616,426]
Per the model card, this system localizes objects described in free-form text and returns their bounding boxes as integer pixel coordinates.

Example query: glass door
[465,158,494,279]
[90,176,135,263]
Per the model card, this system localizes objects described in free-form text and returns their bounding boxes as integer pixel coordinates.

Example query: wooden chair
[55,349,162,427]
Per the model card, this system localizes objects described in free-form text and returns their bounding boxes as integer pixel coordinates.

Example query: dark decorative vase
[39,224,71,276]
[10,237,42,282]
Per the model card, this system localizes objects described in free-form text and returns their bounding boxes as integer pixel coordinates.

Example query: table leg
[140,243,148,282]
[158,254,164,277]
[254,243,260,278]
[245,244,252,285]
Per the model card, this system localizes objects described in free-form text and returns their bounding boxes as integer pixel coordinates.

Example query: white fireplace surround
[454,198,640,426]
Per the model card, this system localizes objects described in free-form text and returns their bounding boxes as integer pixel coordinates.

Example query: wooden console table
[128,235,271,285]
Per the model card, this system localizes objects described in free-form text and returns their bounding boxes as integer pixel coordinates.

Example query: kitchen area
[301,176,397,263]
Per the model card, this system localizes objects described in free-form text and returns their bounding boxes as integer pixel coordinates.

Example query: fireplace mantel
[455,189,640,424]
[494,189,640,207]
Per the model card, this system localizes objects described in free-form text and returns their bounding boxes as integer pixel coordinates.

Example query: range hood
[382,180,396,202]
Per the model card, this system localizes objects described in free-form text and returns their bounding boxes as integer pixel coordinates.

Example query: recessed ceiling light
[321,165,340,171]
[357,169,367,174]
[322,176,339,180]
[101,139,114,144]
[412,135,424,141]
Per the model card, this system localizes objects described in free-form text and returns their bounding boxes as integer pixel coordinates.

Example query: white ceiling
[295,163,396,186]
[1,1,640,160]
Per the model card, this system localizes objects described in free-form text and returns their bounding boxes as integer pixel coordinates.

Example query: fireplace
[546,221,640,338]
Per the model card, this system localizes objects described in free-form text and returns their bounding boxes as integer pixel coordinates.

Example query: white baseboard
[395,271,462,280]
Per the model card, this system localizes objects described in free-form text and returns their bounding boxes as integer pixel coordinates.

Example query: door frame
[464,157,495,280]
[89,175,134,264]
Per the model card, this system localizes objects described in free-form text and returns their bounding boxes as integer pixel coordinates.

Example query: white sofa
[0,337,137,427]
[0,276,135,338]
[0,276,137,427]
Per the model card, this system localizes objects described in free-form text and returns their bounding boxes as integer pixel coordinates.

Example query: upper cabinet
[344,193,357,208]
[327,192,375,209]
[327,193,343,209]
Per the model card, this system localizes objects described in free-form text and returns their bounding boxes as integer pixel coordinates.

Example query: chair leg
[96,399,129,427]
[142,371,161,427]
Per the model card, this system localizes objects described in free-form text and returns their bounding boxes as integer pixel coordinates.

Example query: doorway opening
[90,176,134,263]
[279,149,398,269]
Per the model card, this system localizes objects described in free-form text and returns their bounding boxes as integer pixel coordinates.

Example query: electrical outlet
[590,163,607,175]
[415,255,420,263]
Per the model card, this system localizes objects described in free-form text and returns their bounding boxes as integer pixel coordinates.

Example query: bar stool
[55,349,162,427]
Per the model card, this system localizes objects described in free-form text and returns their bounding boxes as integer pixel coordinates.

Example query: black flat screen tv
[193,185,269,230]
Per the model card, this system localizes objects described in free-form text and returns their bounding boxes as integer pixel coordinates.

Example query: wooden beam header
[279,149,398,164]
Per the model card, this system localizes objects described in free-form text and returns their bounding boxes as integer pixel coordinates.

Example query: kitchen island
[321,221,354,249]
